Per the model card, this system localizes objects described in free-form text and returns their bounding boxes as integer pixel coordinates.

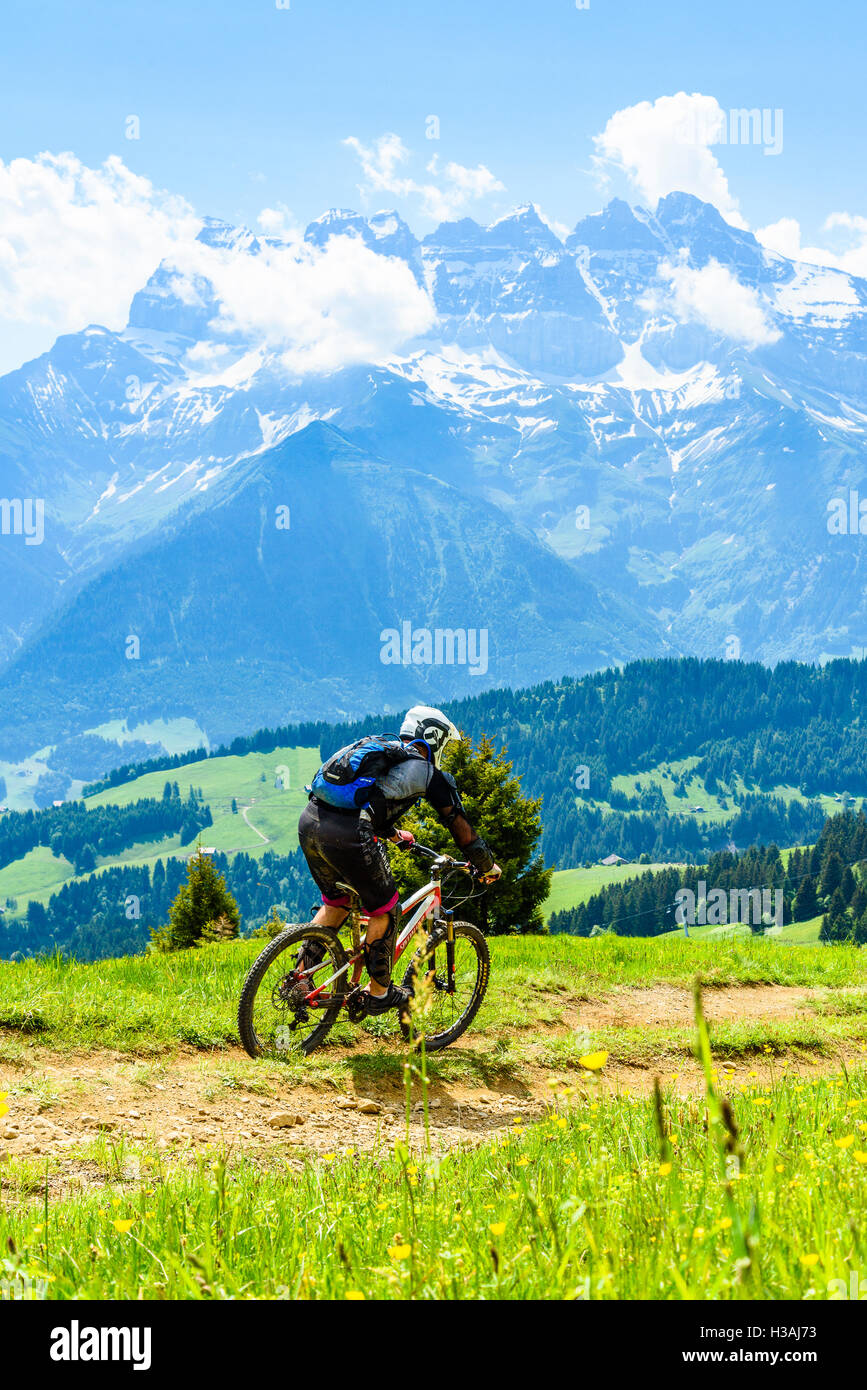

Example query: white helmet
[399,705,461,768]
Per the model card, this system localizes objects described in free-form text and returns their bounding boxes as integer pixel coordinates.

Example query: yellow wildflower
[578,1051,608,1072]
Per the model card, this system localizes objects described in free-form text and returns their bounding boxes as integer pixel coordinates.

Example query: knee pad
[363,911,398,987]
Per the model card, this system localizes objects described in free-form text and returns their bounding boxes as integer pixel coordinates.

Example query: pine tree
[388,734,552,934]
[151,847,240,952]
[793,874,819,922]
[820,852,844,901]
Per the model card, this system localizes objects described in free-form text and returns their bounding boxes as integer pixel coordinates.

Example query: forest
[1,846,313,962]
[0,784,212,876]
[80,657,867,867]
[549,810,867,944]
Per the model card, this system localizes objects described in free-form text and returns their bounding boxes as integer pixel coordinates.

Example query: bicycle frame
[303,863,455,1009]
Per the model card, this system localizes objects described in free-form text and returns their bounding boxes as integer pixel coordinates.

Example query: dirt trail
[0,983,862,1174]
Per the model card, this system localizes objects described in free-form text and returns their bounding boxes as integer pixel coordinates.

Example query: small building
[600,854,627,866]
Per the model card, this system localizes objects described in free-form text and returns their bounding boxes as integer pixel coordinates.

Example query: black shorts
[298,801,399,915]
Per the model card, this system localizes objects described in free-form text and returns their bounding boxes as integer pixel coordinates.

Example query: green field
[0,745,322,919]
[661,915,825,947]
[544,862,682,918]
[1,931,865,1062]
[84,717,210,756]
[609,757,854,824]
[2,934,867,1300]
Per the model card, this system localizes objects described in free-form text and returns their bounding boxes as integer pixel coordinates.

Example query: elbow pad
[465,836,495,874]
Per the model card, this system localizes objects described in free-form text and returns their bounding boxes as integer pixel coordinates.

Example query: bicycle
[238,843,491,1058]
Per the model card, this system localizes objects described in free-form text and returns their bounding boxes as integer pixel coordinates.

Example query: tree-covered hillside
[82,656,867,868]
[550,811,867,943]
[3,848,313,962]
[0,785,212,876]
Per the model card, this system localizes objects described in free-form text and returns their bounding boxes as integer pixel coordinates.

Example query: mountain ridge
[3,191,867,758]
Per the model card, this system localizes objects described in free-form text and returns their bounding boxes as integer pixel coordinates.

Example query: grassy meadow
[1,1073,866,1300]
[2,934,867,1299]
[2,932,867,1064]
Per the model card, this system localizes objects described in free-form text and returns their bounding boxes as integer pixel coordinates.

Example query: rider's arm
[425,768,497,874]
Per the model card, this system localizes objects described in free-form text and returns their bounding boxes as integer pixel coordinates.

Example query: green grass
[608,758,857,824]
[0,847,76,906]
[3,937,867,1300]
[2,1064,866,1299]
[2,933,866,1063]
[544,863,682,918]
[84,745,319,821]
[0,744,322,919]
[84,717,210,756]
[659,915,825,947]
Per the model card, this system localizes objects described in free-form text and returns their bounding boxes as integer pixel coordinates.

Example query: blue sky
[2,0,864,238]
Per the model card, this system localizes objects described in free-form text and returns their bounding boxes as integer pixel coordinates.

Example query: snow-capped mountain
[2,191,866,757]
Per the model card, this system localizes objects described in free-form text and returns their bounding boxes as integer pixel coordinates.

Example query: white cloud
[256,203,301,239]
[757,213,867,278]
[648,256,781,348]
[0,151,436,378]
[0,152,200,373]
[593,93,745,226]
[167,231,436,375]
[344,133,504,222]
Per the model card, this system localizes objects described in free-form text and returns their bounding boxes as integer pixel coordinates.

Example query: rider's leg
[313,904,348,929]
[363,912,392,997]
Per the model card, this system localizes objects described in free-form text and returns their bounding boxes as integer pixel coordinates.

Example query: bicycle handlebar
[406,841,478,877]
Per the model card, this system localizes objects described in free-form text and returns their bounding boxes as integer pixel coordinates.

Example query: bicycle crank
[345,988,369,1023]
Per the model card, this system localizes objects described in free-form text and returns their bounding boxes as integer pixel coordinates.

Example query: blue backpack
[309,734,412,811]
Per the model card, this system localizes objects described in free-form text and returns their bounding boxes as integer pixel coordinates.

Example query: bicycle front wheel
[399,920,490,1051]
[238,924,348,1059]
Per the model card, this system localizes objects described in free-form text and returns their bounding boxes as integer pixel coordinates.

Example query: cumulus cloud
[0,152,200,374]
[256,203,301,240]
[647,255,781,348]
[167,231,436,375]
[757,213,867,278]
[593,92,745,226]
[0,151,437,378]
[344,133,504,222]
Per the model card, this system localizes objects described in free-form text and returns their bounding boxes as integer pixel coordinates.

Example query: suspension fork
[435,910,457,993]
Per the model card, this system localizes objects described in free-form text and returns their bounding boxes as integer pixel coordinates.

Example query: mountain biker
[297,705,501,1015]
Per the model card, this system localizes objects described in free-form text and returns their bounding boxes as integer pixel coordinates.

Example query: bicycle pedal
[345,989,368,1023]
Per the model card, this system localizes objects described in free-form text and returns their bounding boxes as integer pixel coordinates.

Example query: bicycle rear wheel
[238,924,348,1059]
[399,920,490,1051]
